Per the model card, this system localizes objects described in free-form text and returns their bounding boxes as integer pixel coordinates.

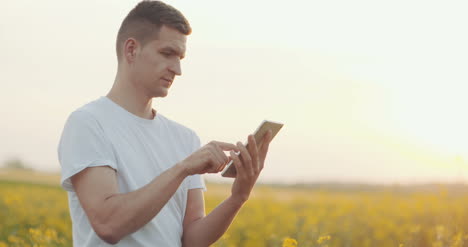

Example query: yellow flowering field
[0,180,71,247]
[1,176,468,247]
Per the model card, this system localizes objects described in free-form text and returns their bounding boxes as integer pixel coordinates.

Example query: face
[125,25,187,98]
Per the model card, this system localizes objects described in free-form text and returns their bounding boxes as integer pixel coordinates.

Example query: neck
[106,71,156,120]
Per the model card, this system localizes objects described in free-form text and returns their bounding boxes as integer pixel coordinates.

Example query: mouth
[161,78,173,87]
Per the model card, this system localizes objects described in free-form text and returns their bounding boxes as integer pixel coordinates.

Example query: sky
[1,0,468,184]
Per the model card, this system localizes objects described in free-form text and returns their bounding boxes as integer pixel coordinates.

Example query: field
[1,169,468,247]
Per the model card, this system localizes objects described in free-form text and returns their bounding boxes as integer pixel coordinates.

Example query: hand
[181,141,239,176]
[230,130,273,203]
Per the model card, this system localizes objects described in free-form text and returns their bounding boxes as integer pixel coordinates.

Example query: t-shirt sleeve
[186,131,207,192]
[57,110,117,192]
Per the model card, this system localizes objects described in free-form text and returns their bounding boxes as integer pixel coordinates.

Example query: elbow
[88,206,123,244]
[94,222,121,245]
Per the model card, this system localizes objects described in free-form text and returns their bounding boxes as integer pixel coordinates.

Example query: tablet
[221,120,284,178]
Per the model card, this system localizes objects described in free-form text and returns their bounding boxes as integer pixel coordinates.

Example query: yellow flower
[45,228,58,241]
[282,237,298,247]
[317,235,331,244]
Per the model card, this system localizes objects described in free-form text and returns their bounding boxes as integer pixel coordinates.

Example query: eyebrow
[160,46,185,59]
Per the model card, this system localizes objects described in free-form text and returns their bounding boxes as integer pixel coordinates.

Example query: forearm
[182,195,245,247]
[95,162,188,242]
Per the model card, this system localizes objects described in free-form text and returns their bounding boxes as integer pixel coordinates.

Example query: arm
[182,131,273,247]
[72,141,238,245]
[71,163,188,244]
[182,189,245,247]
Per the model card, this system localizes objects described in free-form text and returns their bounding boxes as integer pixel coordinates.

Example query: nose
[169,59,182,76]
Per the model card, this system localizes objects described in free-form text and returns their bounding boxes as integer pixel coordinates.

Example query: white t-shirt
[57,96,206,247]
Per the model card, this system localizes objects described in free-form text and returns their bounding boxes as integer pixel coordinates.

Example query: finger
[265,129,273,142]
[214,145,230,173]
[256,131,270,150]
[230,150,244,177]
[213,143,229,165]
[247,134,260,174]
[212,141,240,152]
[222,156,235,172]
[259,130,272,169]
[208,148,225,173]
[261,130,272,147]
[237,141,254,176]
[218,161,228,173]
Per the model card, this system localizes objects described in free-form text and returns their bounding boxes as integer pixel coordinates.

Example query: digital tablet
[221,120,284,178]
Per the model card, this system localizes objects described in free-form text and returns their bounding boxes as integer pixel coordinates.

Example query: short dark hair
[116,0,191,61]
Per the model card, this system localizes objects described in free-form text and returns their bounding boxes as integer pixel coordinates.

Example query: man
[57,1,273,246]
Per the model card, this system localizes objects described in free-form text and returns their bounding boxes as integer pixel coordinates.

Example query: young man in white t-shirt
[57,1,273,246]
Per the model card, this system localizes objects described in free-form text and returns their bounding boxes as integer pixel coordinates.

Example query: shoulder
[158,114,199,139]
[66,97,109,124]
[73,97,108,119]
[62,98,110,134]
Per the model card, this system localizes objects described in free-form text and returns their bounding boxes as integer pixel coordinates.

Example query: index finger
[212,141,239,152]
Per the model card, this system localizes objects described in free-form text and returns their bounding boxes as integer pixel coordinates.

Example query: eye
[161,52,171,57]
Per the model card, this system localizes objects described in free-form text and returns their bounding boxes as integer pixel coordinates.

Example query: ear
[123,38,139,64]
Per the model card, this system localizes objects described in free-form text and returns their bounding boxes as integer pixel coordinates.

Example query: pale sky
[1,0,468,184]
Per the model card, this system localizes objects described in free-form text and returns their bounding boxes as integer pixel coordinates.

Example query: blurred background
[1,0,468,185]
[3,1,468,246]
